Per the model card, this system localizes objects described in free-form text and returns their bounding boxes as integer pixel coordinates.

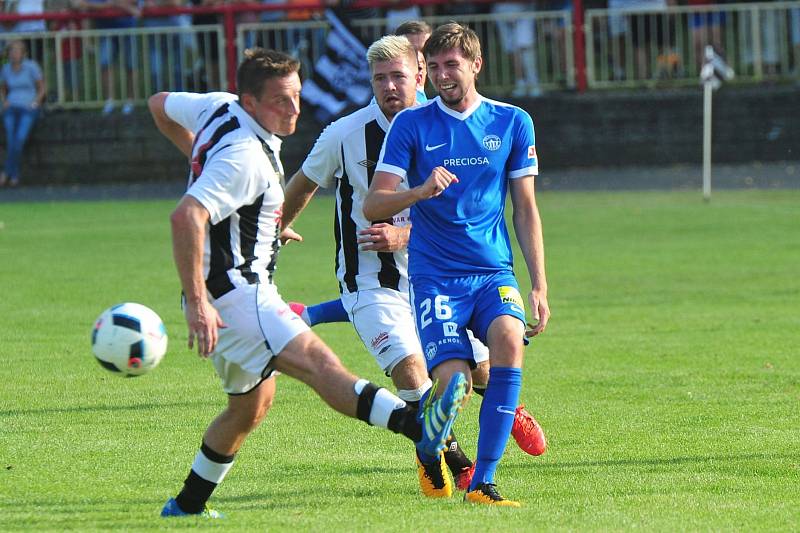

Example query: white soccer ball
[91,303,168,376]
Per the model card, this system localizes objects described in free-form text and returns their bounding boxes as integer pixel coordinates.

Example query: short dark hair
[236,48,300,100]
[423,22,481,62]
[394,20,432,38]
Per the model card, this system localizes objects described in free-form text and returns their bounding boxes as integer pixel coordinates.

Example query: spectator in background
[49,0,85,103]
[436,0,487,18]
[9,0,46,65]
[78,0,140,114]
[542,0,571,80]
[143,0,186,92]
[625,0,677,79]
[686,0,724,73]
[607,0,633,80]
[385,0,420,34]
[327,0,382,45]
[0,40,44,187]
[232,0,259,49]
[493,1,542,97]
[286,0,324,59]
[190,0,223,91]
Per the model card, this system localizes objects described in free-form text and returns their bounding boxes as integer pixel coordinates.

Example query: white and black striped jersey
[165,92,285,299]
[302,103,410,295]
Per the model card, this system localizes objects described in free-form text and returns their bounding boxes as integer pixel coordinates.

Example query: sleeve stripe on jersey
[509,166,538,179]
[374,163,407,180]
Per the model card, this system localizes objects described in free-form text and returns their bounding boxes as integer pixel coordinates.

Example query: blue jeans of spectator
[148,33,184,91]
[3,106,38,180]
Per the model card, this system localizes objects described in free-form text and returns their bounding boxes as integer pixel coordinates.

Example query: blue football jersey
[376,96,538,277]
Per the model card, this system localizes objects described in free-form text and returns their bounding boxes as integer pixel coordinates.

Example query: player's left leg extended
[288,298,349,326]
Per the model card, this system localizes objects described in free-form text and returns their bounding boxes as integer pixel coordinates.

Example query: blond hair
[366,35,418,72]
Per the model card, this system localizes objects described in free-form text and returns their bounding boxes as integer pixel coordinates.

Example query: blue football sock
[470,366,522,490]
[306,299,350,326]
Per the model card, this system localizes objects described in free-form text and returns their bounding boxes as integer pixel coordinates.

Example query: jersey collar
[231,100,283,154]
[372,102,392,132]
[434,94,483,121]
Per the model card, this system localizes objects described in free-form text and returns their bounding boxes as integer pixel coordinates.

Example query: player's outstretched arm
[170,196,227,357]
[509,176,550,337]
[281,169,319,231]
[148,92,194,157]
[363,167,458,220]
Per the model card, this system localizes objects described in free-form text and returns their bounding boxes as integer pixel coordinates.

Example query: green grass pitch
[0,190,798,531]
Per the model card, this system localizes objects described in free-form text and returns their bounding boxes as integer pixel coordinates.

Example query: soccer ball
[91,303,168,376]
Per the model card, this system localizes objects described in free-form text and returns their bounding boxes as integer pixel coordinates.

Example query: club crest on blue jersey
[483,134,502,151]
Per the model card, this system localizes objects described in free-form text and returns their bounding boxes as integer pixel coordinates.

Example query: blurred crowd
[0,0,797,106]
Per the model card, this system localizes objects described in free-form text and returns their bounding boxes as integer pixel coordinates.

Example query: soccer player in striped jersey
[285,30,547,485]
[364,23,551,507]
[148,48,467,518]
[286,21,432,330]
[281,35,473,498]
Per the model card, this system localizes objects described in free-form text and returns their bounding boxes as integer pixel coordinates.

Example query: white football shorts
[206,283,309,394]
[467,329,489,364]
[341,288,423,375]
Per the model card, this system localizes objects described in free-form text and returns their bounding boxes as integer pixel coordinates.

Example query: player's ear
[240,92,256,115]
[473,55,483,76]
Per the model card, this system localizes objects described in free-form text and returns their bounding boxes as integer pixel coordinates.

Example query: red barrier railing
[0,0,586,93]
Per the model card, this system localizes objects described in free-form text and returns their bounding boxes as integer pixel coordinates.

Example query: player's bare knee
[389,354,429,391]
[471,360,490,388]
[487,317,525,367]
[432,359,473,396]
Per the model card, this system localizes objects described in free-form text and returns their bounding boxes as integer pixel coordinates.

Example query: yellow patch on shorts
[498,286,524,308]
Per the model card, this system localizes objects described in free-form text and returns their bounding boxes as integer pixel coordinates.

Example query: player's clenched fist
[418,166,459,199]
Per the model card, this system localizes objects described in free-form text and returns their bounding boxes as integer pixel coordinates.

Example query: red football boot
[511,405,547,456]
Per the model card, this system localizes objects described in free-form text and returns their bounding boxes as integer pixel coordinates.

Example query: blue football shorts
[409,270,526,371]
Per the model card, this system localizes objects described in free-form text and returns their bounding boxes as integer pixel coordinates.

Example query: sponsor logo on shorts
[425,342,437,360]
[498,286,524,309]
[483,134,502,151]
[378,345,392,355]
[371,332,389,350]
[443,322,459,337]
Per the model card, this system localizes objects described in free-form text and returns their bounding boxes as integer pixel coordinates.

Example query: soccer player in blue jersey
[363,22,551,507]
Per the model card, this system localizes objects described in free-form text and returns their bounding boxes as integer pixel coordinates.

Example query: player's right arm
[281,169,319,231]
[363,167,457,220]
[282,119,342,231]
[148,92,194,157]
[170,195,226,357]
